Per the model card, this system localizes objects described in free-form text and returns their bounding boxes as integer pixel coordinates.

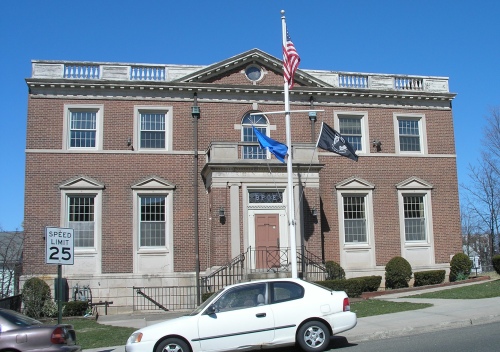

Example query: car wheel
[297,321,331,352]
[156,337,190,352]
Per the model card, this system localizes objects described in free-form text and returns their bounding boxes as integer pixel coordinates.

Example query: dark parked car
[0,308,81,351]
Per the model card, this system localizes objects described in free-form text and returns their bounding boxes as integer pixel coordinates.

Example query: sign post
[45,227,74,324]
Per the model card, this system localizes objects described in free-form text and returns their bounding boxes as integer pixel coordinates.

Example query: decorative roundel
[245,65,262,82]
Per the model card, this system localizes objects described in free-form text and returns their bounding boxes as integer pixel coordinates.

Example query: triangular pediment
[131,176,176,190]
[336,176,375,190]
[59,176,105,190]
[396,177,433,190]
[174,48,331,88]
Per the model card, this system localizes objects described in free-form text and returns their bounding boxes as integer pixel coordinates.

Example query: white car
[126,278,356,352]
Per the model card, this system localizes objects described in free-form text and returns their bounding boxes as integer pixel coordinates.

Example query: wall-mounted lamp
[127,137,132,146]
[191,105,200,119]
[372,139,382,152]
[311,208,317,217]
[308,111,317,122]
[219,207,225,219]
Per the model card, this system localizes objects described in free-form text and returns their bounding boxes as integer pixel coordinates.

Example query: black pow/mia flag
[316,122,358,162]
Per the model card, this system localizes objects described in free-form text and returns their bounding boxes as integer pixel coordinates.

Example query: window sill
[137,248,169,254]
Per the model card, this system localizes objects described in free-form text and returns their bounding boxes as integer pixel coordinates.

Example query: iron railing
[200,252,246,294]
[0,294,22,311]
[132,246,330,312]
[133,285,198,311]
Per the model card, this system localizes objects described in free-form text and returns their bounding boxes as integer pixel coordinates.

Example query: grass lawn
[66,275,500,349]
[64,318,136,350]
[350,300,432,318]
[407,279,500,299]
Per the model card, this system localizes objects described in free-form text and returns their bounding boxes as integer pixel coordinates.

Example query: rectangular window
[339,117,362,151]
[242,126,266,159]
[140,196,166,247]
[140,112,166,149]
[68,196,95,247]
[403,195,426,241]
[343,196,367,243]
[70,110,97,148]
[398,119,421,152]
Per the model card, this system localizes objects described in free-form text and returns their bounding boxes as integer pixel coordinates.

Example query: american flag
[283,30,300,89]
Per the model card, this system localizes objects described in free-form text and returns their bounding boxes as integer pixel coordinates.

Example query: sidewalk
[83,279,500,352]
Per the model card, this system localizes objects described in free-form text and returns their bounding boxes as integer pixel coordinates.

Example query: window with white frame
[60,176,103,268]
[394,114,426,154]
[403,195,426,241]
[64,105,103,150]
[139,195,166,247]
[61,186,102,252]
[342,195,367,243]
[134,107,172,151]
[336,177,375,248]
[241,112,268,159]
[396,177,433,245]
[132,177,174,273]
[335,112,368,153]
[68,195,95,247]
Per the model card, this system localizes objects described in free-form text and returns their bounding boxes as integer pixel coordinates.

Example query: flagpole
[281,10,298,279]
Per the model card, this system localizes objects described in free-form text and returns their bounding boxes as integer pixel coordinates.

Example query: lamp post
[191,93,201,305]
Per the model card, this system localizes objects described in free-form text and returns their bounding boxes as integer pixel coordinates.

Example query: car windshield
[188,288,223,316]
[0,309,42,327]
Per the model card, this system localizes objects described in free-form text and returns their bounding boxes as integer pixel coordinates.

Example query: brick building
[24,49,461,313]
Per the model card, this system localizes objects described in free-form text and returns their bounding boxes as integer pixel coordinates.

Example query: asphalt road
[327,321,500,352]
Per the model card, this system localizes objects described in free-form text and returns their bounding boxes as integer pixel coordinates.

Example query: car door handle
[256,313,266,318]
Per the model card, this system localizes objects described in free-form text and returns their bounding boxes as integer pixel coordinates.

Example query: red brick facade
[23,49,462,312]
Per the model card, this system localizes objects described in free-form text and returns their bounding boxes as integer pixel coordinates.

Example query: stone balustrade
[30,60,449,93]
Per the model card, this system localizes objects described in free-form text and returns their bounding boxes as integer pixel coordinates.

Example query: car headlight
[127,332,143,344]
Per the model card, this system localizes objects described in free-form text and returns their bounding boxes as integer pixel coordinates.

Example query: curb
[346,313,500,343]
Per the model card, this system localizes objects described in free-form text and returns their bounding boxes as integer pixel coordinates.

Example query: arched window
[241,112,268,159]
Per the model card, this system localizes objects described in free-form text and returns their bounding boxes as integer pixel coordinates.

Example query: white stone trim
[393,113,427,155]
[63,104,104,151]
[133,106,173,152]
[334,110,369,154]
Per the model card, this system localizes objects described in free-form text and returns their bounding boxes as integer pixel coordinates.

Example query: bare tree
[483,107,500,166]
[0,230,24,298]
[461,107,500,267]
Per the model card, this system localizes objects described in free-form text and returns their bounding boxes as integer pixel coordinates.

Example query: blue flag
[252,127,288,163]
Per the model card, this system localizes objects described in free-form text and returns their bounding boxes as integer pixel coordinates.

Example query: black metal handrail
[135,288,169,311]
[200,252,246,294]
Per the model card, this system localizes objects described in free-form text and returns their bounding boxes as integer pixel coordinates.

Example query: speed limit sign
[45,227,74,265]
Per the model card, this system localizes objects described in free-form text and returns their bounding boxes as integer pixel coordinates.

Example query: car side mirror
[205,305,216,315]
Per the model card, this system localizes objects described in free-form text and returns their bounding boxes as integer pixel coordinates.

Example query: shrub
[361,276,383,292]
[63,300,89,317]
[325,261,345,280]
[42,299,58,318]
[492,255,500,275]
[316,275,382,298]
[414,270,445,287]
[202,292,215,302]
[385,256,412,289]
[22,277,51,319]
[449,253,472,282]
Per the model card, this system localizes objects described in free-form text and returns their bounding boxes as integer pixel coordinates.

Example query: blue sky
[1,0,499,230]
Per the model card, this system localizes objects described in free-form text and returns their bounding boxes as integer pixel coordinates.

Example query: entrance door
[255,214,280,270]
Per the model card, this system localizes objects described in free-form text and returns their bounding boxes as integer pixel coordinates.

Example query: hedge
[316,275,382,298]
[413,270,445,287]
[492,254,500,275]
[63,300,89,317]
[385,256,412,289]
[449,253,472,282]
